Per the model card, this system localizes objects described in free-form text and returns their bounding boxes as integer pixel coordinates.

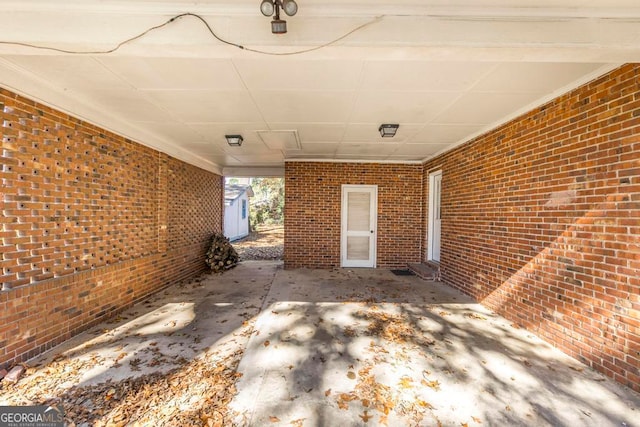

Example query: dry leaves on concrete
[357,309,435,348]
[334,361,435,426]
[463,312,487,321]
[0,320,255,427]
[1,348,246,427]
[66,350,243,426]
[330,305,445,425]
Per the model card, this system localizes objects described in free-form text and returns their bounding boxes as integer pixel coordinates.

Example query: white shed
[224,184,253,241]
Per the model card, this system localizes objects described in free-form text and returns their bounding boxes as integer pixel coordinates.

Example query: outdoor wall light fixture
[225,135,243,146]
[260,0,298,34]
[379,124,399,137]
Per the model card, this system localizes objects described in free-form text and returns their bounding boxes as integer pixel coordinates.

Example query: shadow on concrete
[2,262,638,426]
[0,261,279,425]
[231,267,640,426]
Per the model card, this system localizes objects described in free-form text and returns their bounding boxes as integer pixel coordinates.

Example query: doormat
[391,269,415,276]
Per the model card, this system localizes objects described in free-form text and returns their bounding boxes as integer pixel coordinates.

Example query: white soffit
[0,1,637,172]
[257,130,302,151]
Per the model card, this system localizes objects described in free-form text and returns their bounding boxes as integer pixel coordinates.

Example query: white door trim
[427,170,442,262]
[341,185,377,268]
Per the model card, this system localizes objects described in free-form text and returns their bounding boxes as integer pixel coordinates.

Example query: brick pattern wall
[285,162,422,269]
[423,64,640,391]
[167,157,223,252]
[0,87,223,368]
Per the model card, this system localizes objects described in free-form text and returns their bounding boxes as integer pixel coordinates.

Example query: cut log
[205,233,239,273]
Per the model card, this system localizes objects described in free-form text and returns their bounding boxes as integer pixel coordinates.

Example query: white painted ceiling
[1,1,639,175]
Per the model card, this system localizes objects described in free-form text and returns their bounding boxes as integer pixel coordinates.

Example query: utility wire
[242,15,383,56]
[0,12,383,56]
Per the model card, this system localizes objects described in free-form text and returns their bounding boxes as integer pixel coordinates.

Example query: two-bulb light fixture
[260,0,298,34]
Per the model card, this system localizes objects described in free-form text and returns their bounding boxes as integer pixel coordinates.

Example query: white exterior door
[428,171,442,262]
[341,185,377,268]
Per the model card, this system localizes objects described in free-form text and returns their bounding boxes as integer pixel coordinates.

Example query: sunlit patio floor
[1,261,638,426]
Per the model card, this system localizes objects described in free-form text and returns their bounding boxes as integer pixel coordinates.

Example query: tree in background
[249,177,284,229]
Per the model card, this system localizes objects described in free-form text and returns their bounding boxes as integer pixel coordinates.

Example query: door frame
[427,170,442,262]
[341,184,377,268]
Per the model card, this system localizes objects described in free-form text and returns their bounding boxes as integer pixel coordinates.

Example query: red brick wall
[285,162,423,269]
[423,64,640,391]
[0,87,223,368]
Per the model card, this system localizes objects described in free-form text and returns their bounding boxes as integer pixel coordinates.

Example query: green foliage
[249,177,284,228]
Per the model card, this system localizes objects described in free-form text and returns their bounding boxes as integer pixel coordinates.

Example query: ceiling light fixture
[260,0,298,34]
[225,135,243,146]
[379,124,399,137]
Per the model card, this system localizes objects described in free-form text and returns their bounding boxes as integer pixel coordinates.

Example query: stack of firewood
[205,233,239,273]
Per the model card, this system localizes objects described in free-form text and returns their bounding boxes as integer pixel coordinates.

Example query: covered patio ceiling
[1,1,639,175]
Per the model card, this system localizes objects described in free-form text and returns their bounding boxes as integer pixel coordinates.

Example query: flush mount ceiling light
[260,0,298,34]
[225,134,243,146]
[379,124,399,137]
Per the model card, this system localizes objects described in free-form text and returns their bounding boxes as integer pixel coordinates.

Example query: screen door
[341,185,377,267]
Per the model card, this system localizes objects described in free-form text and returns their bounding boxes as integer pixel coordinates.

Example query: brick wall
[285,162,423,269]
[423,64,640,391]
[0,87,223,368]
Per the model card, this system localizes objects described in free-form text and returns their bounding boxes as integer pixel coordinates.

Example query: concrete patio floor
[2,261,638,426]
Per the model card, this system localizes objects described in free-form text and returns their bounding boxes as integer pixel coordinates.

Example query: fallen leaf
[359,411,372,423]
[343,326,357,337]
[523,360,532,367]
[399,376,413,389]
[569,366,584,372]
[347,371,356,379]
[472,416,482,423]
[421,379,440,391]
[463,312,487,320]
[269,416,280,422]
[324,389,331,397]
[340,393,356,402]
[264,340,270,347]
[417,400,433,409]
[362,399,370,407]
[289,419,305,427]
